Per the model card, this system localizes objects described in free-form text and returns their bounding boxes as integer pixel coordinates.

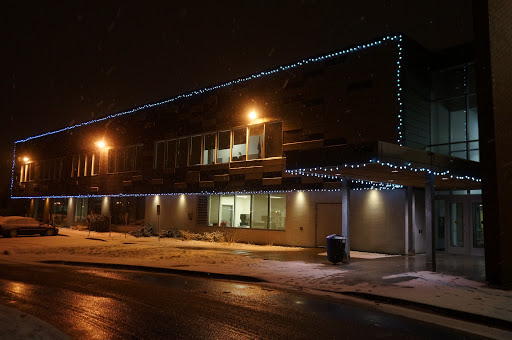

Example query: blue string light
[11,188,347,200]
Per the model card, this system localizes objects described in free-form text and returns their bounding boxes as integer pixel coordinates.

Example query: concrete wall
[144,190,409,253]
[145,195,198,233]
[350,189,406,254]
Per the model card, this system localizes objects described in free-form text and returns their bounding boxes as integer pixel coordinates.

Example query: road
[0,262,489,339]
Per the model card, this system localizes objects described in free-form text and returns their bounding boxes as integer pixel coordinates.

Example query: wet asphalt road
[0,262,488,339]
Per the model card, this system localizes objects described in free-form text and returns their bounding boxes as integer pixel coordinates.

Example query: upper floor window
[154,121,282,169]
[72,153,99,177]
[108,145,143,174]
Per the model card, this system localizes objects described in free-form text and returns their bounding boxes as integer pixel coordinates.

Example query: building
[11,34,481,263]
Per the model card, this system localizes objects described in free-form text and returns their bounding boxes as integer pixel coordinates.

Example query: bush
[159,228,182,238]
[202,230,226,242]
[129,223,153,237]
[179,230,202,241]
[88,214,110,232]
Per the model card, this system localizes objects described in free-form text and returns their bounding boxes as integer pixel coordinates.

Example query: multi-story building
[11,35,481,257]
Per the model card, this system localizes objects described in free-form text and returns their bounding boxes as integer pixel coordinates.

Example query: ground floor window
[207,193,286,230]
[111,197,145,225]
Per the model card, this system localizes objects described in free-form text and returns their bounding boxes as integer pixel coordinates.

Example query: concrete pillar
[341,178,351,263]
[405,186,414,255]
[67,198,75,225]
[43,198,51,224]
[101,196,110,216]
[425,173,436,271]
[29,199,35,218]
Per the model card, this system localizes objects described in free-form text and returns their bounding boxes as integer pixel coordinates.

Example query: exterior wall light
[249,110,257,120]
[23,157,29,163]
[96,140,106,149]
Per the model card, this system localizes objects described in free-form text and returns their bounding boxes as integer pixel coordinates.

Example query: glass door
[470,200,484,256]
[447,200,466,254]
[444,196,484,256]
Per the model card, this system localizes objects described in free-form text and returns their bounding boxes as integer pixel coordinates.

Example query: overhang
[284,141,481,190]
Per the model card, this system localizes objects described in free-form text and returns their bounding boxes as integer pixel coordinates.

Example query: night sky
[1,1,473,209]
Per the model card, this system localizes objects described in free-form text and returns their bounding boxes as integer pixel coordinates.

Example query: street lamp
[249,110,257,120]
[96,140,106,149]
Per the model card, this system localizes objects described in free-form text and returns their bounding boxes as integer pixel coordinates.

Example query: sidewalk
[1,229,511,331]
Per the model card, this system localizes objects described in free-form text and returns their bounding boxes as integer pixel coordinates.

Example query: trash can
[326,234,346,264]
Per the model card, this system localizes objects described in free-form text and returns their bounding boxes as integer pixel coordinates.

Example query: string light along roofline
[10,178,404,200]
[285,159,482,182]
[14,34,403,144]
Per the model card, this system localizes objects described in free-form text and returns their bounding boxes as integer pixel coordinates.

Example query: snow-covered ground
[2,229,512,325]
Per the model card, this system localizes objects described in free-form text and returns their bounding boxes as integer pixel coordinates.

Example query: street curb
[338,291,512,331]
[40,260,266,283]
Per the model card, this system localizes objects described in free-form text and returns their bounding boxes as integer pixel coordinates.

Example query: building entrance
[435,195,484,256]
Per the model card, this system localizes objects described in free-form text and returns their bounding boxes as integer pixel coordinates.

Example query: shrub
[202,230,226,242]
[159,228,182,238]
[88,214,110,232]
[129,223,153,237]
[179,230,202,241]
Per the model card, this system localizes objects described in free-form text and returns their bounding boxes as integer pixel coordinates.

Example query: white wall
[145,195,198,233]
[350,189,406,254]
[143,190,409,253]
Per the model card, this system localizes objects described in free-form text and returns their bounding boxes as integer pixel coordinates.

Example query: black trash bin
[326,234,346,264]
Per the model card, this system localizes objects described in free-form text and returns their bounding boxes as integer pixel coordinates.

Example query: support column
[29,199,35,218]
[101,196,110,216]
[67,198,75,226]
[425,173,436,271]
[43,198,51,224]
[405,186,414,255]
[341,178,351,264]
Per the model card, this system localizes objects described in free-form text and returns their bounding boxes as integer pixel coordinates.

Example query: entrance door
[315,203,342,247]
[444,196,484,256]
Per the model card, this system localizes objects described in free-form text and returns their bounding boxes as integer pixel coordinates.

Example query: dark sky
[0,0,473,208]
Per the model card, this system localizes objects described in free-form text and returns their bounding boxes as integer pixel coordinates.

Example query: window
[203,133,216,164]
[108,145,143,173]
[155,121,282,167]
[219,195,234,227]
[177,138,188,167]
[265,121,283,158]
[208,194,286,229]
[430,64,479,161]
[155,141,165,169]
[235,195,251,228]
[232,128,247,161]
[20,162,34,182]
[269,194,286,229]
[108,149,116,173]
[166,140,176,168]
[248,124,264,160]
[208,195,220,226]
[217,131,230,163]
[189,136,202,165]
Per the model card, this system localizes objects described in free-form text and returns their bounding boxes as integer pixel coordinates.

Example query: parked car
[0,216,59,238]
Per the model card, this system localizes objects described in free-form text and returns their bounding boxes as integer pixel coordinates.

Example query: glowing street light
[23,157,29,163]
[249,110,257,120]
[96,140,106,149]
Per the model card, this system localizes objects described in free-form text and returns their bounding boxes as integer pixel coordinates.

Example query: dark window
[165,140,176,168]
[177,138,188,167]
[217,131,230,163]
[155,141,165,169]
[189,136,202,165]
[232,128,247,161]
[265,122,283,158]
